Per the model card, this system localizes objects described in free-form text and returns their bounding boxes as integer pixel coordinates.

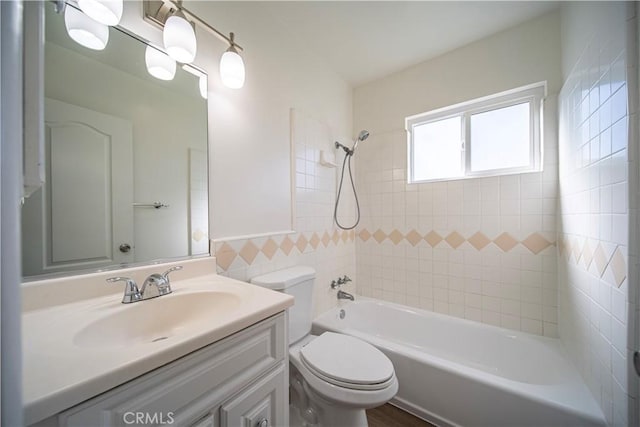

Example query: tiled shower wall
[213,110,356,316]
[558,3,638,425]
[354,121,559,337]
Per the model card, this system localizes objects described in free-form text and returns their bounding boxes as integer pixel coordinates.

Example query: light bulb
[199,75,208,99]
[220,48,245,89]
[64,6,109,50]
[145,45,176,81]
[77,0,123,26]
[163,14,197,64]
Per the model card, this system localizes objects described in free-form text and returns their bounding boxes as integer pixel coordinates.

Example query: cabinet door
[189,412,216,427]
[220,366,287,427]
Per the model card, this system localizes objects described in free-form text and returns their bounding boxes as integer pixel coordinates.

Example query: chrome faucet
[337,290,354,301]
[330,274,355,301]
[107,266,183,304]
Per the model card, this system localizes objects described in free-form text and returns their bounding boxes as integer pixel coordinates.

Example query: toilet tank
[251,266,315,344]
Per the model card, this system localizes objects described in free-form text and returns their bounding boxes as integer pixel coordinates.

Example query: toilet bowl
[251,266,397,427]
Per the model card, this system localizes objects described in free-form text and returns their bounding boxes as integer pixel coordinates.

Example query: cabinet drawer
[60,313,285,426]
[220,365,287,427]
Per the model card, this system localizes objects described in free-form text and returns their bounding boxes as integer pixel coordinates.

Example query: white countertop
[23,271,293,425]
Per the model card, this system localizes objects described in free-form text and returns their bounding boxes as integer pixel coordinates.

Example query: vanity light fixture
[219,33,245,89]
[144,0,246,89]
[181,65,208,99]
[145,45,176,81]
[77,0,123,26]
[64,5,109,50]
[162,10,197,64]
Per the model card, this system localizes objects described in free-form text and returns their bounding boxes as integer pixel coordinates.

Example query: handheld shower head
[351,129,369,152]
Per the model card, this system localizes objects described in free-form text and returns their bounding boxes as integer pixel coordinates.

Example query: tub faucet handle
[342,275,352,283]
[331,280,340,289]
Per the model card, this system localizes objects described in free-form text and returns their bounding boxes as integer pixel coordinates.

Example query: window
[406,82,545,183]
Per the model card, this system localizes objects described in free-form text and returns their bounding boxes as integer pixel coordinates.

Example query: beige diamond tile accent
[521,233,552,255]
[572,239,582,264]
[341,231,349,243]
[582,241,594,269]
[296,234,308,252]
[609,247,627,287]
[215,242,237,271]
[321,232,331,247]
[239,241,260,264]
[192,229,206,242]
[564,239,572,259]
[309,233,320,249]
[332,230,340,244]
[468,232,491,250]
[261,238,278,260]
[593,243,608,277]
[373,229,387,243]
[389,229,404,245]
[424,231,442,247]
[359,229,371,242]
[445,231,465,249]
[493,233,518,252]
[280,236,295,255]
[405,230,422,246]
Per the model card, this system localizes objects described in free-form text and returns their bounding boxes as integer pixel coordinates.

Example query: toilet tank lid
[250,266,316,290]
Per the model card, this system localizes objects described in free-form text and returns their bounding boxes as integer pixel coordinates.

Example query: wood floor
[366,404,436,427]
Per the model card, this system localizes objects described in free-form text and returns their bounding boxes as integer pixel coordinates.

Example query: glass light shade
[220,49,245,89]
[163,15,197,64]
[199,75,208,99]
[77,0,123,26]
[145,46,176,81]
[64,7,109,50]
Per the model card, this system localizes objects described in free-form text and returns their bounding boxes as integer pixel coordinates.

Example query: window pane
[412,116,462,181]
[470,102,531,172]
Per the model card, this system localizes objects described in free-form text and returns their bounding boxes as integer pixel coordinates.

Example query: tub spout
[337,290,354,301]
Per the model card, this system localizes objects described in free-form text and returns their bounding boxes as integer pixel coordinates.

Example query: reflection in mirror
[22,5,209,279]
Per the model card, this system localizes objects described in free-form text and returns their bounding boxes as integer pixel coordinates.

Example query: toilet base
[290,364,370,427]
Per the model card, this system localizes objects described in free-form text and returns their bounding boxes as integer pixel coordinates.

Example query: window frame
[406,82,546,183]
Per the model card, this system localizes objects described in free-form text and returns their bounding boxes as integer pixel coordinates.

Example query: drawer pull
[257,418,268,427]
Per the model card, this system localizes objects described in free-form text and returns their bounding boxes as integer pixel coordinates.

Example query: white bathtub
[312,298,605,427]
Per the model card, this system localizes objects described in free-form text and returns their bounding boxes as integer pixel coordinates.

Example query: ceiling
[263,1,559,86]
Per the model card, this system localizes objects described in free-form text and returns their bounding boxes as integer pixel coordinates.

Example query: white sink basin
[73,291,242,348]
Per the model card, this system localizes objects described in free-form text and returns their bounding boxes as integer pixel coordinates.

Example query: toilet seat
[299,332,395,391]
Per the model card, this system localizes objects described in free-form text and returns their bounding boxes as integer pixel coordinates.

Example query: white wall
[352,12,563,335]
[558,2,638,425]
[192,1,353,239]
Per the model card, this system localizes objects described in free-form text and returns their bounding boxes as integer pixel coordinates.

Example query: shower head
[351,129,369,152]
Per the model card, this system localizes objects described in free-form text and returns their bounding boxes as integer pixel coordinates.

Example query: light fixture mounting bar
[143,0,243,52]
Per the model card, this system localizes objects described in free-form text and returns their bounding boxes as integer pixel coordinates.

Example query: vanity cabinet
[32,313,288,427]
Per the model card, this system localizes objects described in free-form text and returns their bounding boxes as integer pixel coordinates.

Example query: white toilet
[251,266,398,427]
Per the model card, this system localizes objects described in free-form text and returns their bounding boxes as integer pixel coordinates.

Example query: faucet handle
[331,280,340,289]
[107,277,141,304]
[162,265,183,281]
[342,275,352,283]
[155,265,182,296]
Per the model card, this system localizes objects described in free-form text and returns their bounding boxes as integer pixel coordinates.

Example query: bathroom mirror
[22,5,209,279]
